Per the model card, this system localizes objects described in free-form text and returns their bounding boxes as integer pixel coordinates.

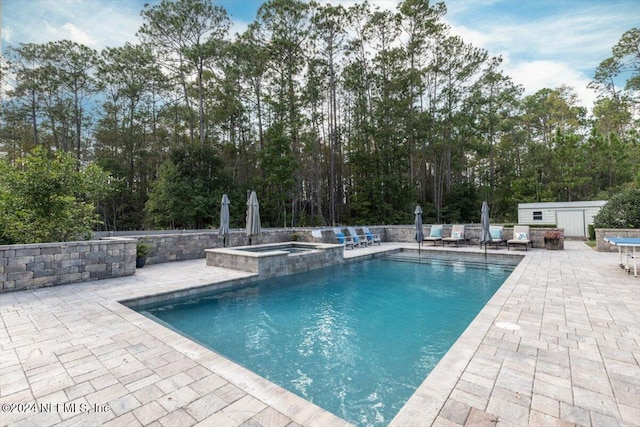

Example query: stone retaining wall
[595,228,640,251]
[1,238,136,292]
[384,225,563,249]
[2,224,566,292]
[0,229,325,292]
[135,233,218,265]
[134,229,299,266]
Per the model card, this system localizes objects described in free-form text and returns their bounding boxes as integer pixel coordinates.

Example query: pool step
[383,254,516,272]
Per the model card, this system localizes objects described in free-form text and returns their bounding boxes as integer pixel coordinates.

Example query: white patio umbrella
[480,201,492,259]
[219,194,230,247]
[246,190,261,245]
[414,205,424,254]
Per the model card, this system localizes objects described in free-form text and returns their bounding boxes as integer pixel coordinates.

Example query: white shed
[517,201,607,237]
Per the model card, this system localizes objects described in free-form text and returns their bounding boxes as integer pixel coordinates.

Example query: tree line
[1,0,638,236]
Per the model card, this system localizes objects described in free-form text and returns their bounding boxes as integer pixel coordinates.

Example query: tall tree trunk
[74,82,81,162]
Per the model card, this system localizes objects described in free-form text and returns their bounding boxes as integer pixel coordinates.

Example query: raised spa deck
[205,242,344,278]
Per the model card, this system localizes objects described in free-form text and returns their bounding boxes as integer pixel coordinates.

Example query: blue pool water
[142,253,515,426]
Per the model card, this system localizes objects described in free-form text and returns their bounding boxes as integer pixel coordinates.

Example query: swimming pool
[140,253,515,426]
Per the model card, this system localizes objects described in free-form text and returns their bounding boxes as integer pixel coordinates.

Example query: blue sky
[2,0,638,108]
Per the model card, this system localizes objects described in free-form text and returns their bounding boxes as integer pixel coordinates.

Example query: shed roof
[518,201,607,209]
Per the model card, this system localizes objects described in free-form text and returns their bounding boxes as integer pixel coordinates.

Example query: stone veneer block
[0,237,136,293]
[205,242,344,279]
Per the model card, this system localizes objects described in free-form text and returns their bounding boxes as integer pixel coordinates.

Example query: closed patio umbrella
[219,194,230,247]
[414,205,424,254]
[480,201,492,259]
[246,190,261,245]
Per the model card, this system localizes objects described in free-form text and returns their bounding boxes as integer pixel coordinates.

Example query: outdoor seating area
[482,225,505,249]
[443,224,470,247]
[331,226,380,249]
[424,224,443,245]
[362,226,381,246]
[507,225,534,251]
[1,241,638,427]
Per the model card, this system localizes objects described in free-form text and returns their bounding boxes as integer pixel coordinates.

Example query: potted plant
[136,242,151,268]
[543,230,563,250]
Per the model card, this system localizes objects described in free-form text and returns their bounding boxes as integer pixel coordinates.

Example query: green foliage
[593,187,640,229]
[0,147,112,244]
[139,0,231,146]
[257,124,297,227]
[136,242,151,258]
[144,144,231,229]
[442,183,480,224]
[591,27,639,99]
[2,4,637,230]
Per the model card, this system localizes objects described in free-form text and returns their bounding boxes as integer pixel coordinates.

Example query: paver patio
[1,241,638,426]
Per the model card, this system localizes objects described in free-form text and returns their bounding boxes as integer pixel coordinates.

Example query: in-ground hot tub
[205,242,344,278]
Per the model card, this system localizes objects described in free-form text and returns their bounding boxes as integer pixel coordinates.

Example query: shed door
[556,210,585,237]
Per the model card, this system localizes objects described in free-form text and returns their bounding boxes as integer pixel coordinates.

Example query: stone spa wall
[205,242,344,279]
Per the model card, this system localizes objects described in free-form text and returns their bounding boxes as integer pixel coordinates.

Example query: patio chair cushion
[516,232,528,240]
[429,227,442,238]
[490,229,502,239]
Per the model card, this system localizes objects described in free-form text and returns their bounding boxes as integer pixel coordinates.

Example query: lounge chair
[347,227,367,247]
[482,226,504,249]
[443,224,469,247]
[507,225,533,251]
[362,227,381,246]
[423,225,443,246]
[332,228,354,249]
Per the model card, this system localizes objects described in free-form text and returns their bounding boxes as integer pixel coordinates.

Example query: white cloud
[42,21,99,47]
[230,20,250,39]
[446,24,492,50]
[1,26,14,44]
[470,14,625,69]
[3,0,144,51]
[442,0,638,108]
[503,59,598,108]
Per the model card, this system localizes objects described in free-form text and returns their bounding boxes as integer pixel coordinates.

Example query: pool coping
[1,241,638,426]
